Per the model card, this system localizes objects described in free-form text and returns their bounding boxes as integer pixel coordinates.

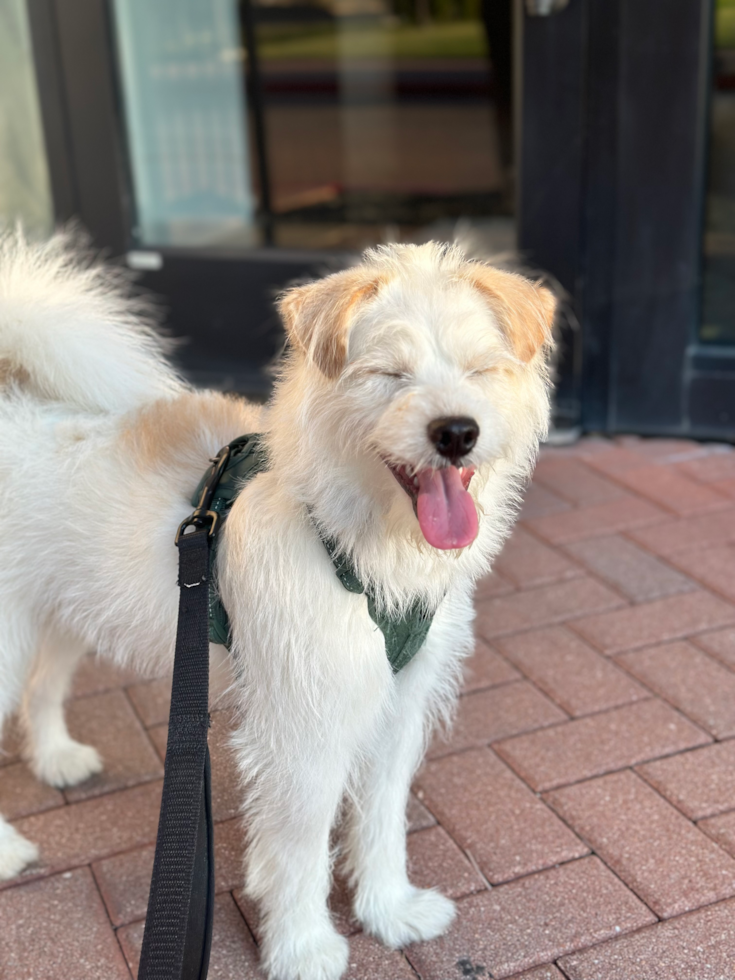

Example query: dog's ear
[278,268,384,378]
[464,265,557,363]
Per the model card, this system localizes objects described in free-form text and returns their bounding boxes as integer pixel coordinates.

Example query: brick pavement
[3,435,735,978]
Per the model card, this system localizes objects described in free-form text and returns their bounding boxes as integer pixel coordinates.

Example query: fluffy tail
[0,226,183,414]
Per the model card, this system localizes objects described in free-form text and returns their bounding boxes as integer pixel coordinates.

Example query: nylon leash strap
[138,526,215,980]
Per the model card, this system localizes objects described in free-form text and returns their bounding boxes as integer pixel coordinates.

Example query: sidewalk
[3,435,735,979]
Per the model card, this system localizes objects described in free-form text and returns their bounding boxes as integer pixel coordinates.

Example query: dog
[0,229,555,980]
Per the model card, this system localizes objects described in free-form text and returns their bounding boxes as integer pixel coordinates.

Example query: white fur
[0,230,552,979]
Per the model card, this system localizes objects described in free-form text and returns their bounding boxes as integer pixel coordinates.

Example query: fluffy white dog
[0,230,555,980]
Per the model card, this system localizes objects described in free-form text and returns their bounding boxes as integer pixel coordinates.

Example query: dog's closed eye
[466,365,498,379]
[364,368,411,382]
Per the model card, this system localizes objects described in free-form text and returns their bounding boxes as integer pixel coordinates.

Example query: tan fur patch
[278,269,385,378]
[120,391,260,472]
[0,359,30,388]
[463,265,557,363]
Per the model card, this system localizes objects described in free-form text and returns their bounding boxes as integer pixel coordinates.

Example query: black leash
[139,447,233,980]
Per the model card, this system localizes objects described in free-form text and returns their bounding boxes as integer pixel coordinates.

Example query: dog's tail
[0,226,183,414]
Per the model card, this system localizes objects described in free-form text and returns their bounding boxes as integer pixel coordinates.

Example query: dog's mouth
[386,462,478,551]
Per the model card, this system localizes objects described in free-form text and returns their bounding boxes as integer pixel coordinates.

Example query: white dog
[0,229,555,980]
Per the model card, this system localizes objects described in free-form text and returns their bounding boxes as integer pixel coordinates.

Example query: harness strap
[138,434,436,978]
[138,528,215,980]
[196,434,437,672]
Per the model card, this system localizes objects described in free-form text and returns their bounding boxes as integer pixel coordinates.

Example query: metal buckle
[175,445,231,546]
[175,509,220,545]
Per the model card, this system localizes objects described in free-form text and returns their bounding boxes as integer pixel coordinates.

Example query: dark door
[519,0,735,440]
[29,0,732,438]
[29,0,516,396]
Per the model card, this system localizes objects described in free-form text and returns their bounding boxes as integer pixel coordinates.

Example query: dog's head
[277,243,555,552]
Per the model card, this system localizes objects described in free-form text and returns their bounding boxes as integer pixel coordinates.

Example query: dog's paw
[31,740,103,788]
[263,923,349,980]
[0,823,39,880]
[358,885,456,949]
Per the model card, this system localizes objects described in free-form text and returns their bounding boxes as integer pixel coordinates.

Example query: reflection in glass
[113,0,256,247]
[112,0,513,252]
[252,0,513,251]
[702,0,735,343]
[0,0,53,234]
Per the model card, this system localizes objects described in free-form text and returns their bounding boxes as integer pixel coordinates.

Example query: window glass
[112,0,513,253]
[701,0,735,343]
[0,0,53,234]
[113,0,257,247]
[254,0,513,251]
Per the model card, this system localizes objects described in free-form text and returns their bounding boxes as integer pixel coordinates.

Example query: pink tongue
[416,466,479,550]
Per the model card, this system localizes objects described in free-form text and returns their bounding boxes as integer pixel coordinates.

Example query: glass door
[108,0,515,257]
[112,0,258,249]
[29,0,734,435]
[701,0,735,345]
[0,0,53,234]
[25,0,517,392]
[250,0,512,252]
[519,0,735,440]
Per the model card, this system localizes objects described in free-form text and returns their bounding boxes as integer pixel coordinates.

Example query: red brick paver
[602,463,730,515]
[563,534,695,603]
[406,825,486,898]
[570,589,735,655]
[126,676,172,728]
[0,763,64,820]
[519,482,571,519]
[545,770,735,918]
[559,896,735,979]
[343,934,418,980]
[3,436,735,979]
[637,740,735,820]
[509,968,566,980]
[524,495,667,544]
[495,698,710,792]
[63,690,163,802]
[667,543,735,603]
[693,625,735,668]
[460,637,520,693]
[0,868,130,979]
[495,626,647,716]
[429,680,566,757]
[698,810,735,859]
[475,575,624,639]
[532,457,625,506]
[678,451,735,483]
[617,640,735,738]
[415,748,588,883]
[627,506,735,557]
[405,857,654,979]
[494,526,583,589]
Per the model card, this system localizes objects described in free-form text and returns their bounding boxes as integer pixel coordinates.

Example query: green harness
[191,434,435,673]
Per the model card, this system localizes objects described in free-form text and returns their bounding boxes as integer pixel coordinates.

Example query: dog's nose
[427,416,479,464]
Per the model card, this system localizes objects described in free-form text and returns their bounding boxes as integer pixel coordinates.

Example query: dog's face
[278,244,555,552]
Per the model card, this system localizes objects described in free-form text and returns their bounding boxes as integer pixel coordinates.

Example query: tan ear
[277,268,384,378]
[464,264,557,363]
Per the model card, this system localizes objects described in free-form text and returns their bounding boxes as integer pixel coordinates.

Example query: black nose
[427,416,479,464]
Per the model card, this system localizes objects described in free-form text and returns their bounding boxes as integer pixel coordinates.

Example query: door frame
[29,0,734,436]
[519,0,735,440]
[26,0,342,394]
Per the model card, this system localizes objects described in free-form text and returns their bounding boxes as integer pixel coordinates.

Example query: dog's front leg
[233,640,389,980]
[242,745,350,980]
[344,629,464,949]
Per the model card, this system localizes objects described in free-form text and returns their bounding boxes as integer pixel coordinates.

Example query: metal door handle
[525,0,570,14]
